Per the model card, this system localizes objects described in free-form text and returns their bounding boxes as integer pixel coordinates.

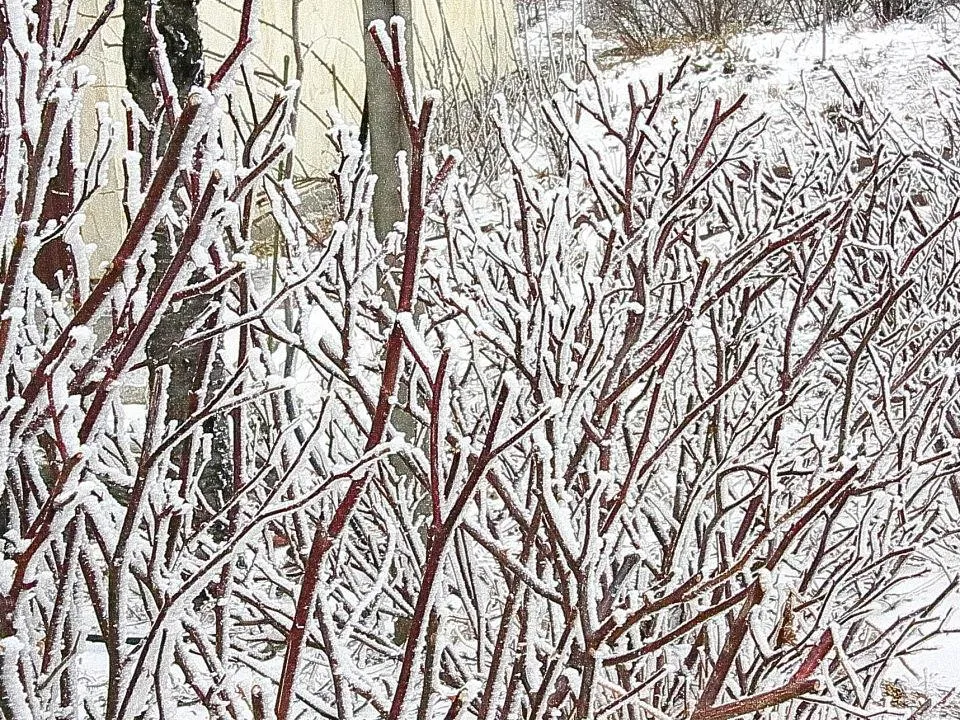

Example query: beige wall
[80,0,516,268]
[77,0,130,269]
[206,0,517,177]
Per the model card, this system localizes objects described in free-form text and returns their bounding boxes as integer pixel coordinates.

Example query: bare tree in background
[123,0,203,114]
[122,0,235,518]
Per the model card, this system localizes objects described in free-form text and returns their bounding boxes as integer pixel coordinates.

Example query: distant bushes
[587,0,768,53]
[584,0,955,52]
[868,0,939,20]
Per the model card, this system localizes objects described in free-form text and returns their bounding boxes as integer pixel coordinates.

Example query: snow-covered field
[522,6,960,158]
[605,15,958,125]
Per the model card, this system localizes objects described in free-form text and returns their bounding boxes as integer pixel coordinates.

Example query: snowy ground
[520,7,960,161]
[589,12,960,181]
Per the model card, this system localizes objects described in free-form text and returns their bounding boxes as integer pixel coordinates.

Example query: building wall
[79,0,517,269]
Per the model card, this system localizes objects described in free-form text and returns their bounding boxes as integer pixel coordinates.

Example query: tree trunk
[361,0,430,543]
[123,0,203,116]
[122,0,231,524]
[362,0,411,247]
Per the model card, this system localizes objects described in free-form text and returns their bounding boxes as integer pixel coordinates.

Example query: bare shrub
[587,0,676,54]
[420,0,583,188]
[780,0,864,29]
[868,0,923,19]
[590,0,956,42]
[3,5,960,720]
[589,0,775,53]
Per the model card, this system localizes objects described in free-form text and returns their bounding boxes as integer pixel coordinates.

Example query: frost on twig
[3,4,960,720]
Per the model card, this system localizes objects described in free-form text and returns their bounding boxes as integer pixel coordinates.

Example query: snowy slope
[594,12,960,154]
